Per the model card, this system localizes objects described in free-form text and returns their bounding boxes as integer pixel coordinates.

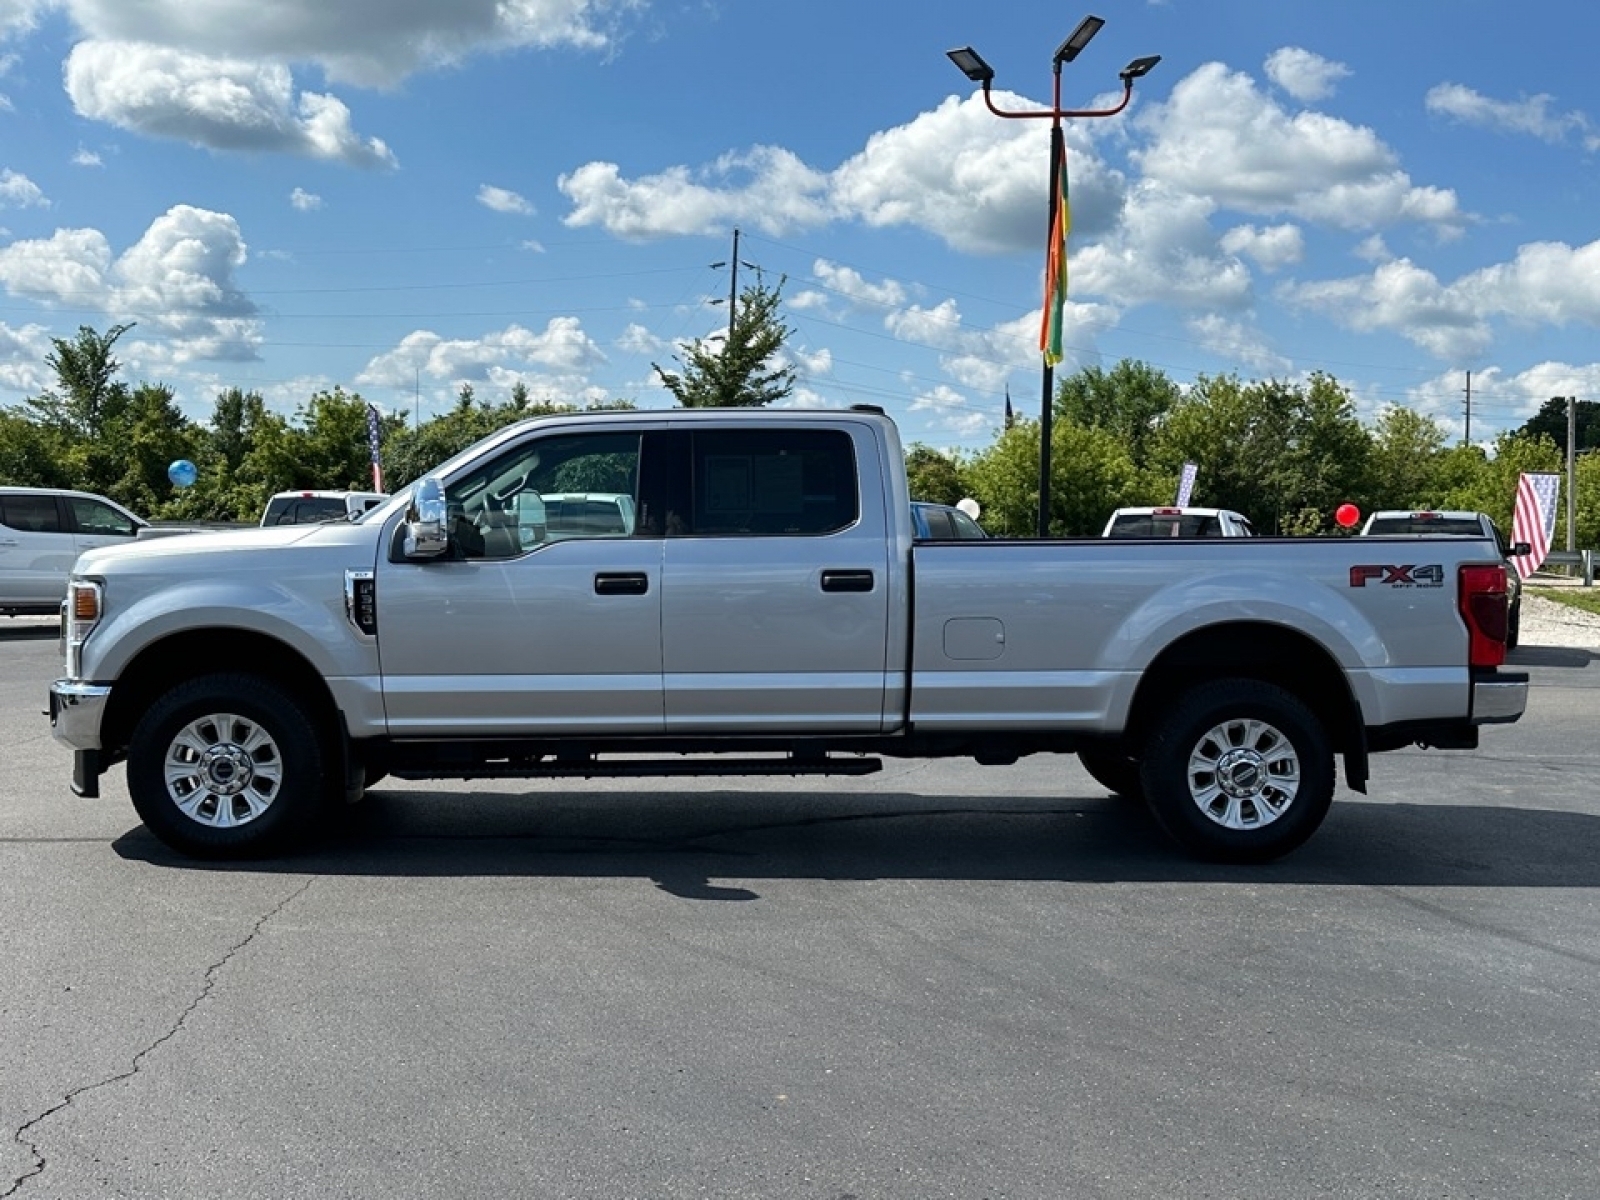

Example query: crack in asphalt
[2,878,317,1198]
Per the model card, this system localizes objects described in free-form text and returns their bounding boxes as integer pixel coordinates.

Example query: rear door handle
[594,572,649,596]
[820,569,874,593]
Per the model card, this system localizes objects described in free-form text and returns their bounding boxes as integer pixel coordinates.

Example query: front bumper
[1470,671,1528,724]
[49,679,111,750]
[49,681,112,797]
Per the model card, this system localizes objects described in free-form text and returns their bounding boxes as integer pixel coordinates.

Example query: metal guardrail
[1538,550,1596,586]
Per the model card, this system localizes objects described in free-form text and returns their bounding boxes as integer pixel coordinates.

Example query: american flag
[1510,471,1560,580]
[365,403,385,493]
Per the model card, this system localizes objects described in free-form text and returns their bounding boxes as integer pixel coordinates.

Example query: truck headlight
[63,579,103,679]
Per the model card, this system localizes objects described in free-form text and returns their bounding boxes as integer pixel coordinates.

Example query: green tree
[1150,373,1370,533]
[1435,432,1562,535]
[654,277,796,407]
[1056,359,1181,469]
[904,444,968,505]
[0,409,72,487]
[26,323,135,441]
[1366,405,1449,512]
[1515,396,1600,456]
[964,418,1140,536]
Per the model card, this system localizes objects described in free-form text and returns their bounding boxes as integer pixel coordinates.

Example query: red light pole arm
[976,80,1134,122]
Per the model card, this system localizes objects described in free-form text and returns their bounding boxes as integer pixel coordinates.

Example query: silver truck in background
[49,407,1527,864]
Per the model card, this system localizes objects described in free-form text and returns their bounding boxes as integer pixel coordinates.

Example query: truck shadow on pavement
[111,789,1600,895]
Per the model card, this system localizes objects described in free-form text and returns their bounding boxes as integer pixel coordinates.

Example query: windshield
[1365,516,1487,536]
[1107,513,1224,538]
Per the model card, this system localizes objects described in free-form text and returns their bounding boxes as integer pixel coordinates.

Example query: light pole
[949,22,1159,537]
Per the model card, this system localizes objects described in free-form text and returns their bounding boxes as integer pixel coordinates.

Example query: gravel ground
[1520,588,1600,650]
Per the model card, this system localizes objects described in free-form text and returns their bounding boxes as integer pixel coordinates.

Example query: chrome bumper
[1471,672,1528,724]
[49,680,111,750]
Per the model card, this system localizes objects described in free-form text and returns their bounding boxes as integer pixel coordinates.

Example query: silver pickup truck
[49,407,1527,863]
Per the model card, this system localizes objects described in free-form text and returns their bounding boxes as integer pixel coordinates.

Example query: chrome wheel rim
[1185,716,1299,830]
[163,712,283,828]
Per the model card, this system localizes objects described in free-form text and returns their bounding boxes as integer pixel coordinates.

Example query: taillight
[1458,564,1508,667]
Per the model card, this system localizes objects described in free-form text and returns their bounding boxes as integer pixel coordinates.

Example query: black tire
[1076,746,1144,801]
[127,673,325,859]
[1138,680,1334,863]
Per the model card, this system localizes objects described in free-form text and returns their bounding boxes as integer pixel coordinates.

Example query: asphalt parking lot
[3,615,1598,1199]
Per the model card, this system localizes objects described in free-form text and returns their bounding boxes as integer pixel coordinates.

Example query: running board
[391,755,884,781]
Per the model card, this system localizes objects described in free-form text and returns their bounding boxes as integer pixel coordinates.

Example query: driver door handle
[595,572,649,596]
[821,569,874,593]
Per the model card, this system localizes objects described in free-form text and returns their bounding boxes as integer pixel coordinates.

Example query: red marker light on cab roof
[1153,507,1181,515]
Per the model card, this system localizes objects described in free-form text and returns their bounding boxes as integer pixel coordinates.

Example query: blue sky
[1,0,1597,455]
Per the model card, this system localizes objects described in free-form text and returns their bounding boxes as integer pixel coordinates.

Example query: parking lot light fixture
[1055,15,1105,65]
[944,17,1159,537]
[946,47,994,84]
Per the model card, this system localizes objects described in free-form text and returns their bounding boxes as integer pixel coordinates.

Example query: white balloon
[956,497,981,519]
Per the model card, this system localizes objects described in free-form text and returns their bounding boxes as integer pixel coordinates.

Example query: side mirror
[403,477,449,558]
[1511,541,1532,557]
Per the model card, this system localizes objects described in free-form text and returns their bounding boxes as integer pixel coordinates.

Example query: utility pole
[711,228,745,343]
[1567,394,1577,552]
[1463,370,1471,444]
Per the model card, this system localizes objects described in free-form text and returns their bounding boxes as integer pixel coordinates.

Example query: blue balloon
[167,459,198,488]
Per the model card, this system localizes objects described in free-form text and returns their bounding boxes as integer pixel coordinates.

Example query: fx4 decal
[1350,564,1445,588]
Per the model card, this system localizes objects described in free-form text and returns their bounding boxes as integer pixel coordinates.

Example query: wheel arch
[103,630,344,762]
[1122,621,1366,786]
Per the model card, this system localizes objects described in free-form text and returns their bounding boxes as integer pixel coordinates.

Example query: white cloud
[908,383,992,439]
[59,0,628,88]
[1219,223,1304,270]
[0,4,46,41]
[560,92,1130,256]
[1282,258,1494,360]
[810,260,907,310]
[0,204,264,361]
[1138,62,1464,234]
[615,322,665,356]
[1284,236,1600,361]
[1185,314,1291,374]
[357,318,607,387]
[290,186,322,211]
[1425,83,1599,150]
[831,92,1127,254]
[64,41,397,167]
[72,146,103,167]
[560,146,832,240]
[1072,181,1253,311]
[0,320,51,394]
[0,168,47,207]
[793,346,831,377]
[1354,234,1391,262]
[1264,48,1350,103]
[478,184,534,216]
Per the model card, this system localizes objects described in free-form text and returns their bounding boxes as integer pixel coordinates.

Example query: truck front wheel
[127,673,324,859]
[1139,680,1334,863]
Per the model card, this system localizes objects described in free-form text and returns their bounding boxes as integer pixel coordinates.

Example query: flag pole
[1038,115,1064,538]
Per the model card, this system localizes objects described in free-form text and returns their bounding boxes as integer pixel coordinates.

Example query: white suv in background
[1,486,149,616]
[260,490,388,526]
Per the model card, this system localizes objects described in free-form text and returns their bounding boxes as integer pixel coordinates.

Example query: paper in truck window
[704,456,751,514]
[752,453,804,513]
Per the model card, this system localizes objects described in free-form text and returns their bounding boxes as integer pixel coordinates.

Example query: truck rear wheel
[127,673,323,859]
[1138,680,1334,863]
[1076,746,1144,801]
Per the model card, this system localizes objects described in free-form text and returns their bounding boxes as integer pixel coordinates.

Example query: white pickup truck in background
[1103,506,1256,538]
[1360,509,1530,649]
[49,407,1527,864]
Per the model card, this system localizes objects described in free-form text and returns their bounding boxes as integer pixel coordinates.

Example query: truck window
[444,431,641,557]
[684,429,858,536]
[1,495,64,533]
[68,496,139,537]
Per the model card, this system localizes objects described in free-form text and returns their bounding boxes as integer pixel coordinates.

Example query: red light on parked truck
[1458,564,1508,667]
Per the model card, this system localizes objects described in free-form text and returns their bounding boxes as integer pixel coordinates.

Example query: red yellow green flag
[1039,156,1070,365]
